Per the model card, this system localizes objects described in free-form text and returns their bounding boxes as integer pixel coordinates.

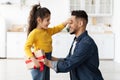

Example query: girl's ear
[37,17,42,23]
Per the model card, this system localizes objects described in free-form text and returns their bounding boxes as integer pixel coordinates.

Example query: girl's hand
[30,57,40,68]
[62,18,72,26]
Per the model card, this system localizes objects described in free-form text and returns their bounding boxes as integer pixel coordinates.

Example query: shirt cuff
[51,61,58,72]
[58,58,64,61]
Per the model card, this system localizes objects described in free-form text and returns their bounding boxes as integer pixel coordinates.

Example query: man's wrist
[51,61,58,72]
[44,59,58,72]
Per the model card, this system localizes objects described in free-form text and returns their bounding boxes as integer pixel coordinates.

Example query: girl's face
[40,16,51,29]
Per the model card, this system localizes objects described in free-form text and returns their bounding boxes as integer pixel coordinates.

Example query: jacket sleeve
[56,41,92,72]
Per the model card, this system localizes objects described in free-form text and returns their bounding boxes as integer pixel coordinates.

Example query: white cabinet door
[52,33,74,58]
[102,34,114,59]
[84,0,112,16]
[7,32,27,58]
[0,17,6,58]
[70,0,112,16]
[90,33,114,59]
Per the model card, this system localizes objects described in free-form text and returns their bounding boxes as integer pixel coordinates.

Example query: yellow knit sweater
[24,24,65,58]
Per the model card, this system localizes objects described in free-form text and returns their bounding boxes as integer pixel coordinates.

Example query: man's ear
[78,20,83,27]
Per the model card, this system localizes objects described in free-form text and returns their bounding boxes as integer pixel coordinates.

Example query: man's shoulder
[82,35,95,45]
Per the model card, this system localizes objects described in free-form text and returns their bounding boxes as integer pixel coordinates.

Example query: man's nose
[66,25,70,32]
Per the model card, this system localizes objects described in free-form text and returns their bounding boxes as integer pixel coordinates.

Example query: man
[44,10,104,80]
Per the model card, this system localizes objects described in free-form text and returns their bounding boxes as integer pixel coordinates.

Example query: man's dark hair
[71,10,88,24]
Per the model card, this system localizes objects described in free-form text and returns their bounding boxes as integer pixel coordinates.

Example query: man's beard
[70,31,75,34]
[66,27,76,34]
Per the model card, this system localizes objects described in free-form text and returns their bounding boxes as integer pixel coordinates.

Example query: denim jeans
[30,52,51,80]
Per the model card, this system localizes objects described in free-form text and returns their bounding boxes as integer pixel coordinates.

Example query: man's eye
[70,20,73,24]
[47,19,50,22]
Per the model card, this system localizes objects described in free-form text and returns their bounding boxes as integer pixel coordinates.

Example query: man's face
[68,16,79,34]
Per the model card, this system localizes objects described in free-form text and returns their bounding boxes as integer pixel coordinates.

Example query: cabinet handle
[91,0,94,5]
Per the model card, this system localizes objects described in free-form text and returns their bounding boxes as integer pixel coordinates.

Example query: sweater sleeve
[24,31,35,58]
[48,24,65,35]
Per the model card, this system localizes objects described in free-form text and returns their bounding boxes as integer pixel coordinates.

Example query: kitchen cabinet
[6,32,114,59]
[7,32,27,58]
[52,32,75,58]
[6,32,74,58]
[70,0,113,16]
[90,33,114,59]
[0,17,6,58]
[52,32,114,59]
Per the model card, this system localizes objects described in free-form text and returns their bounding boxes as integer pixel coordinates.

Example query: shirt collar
[75,30,88,42]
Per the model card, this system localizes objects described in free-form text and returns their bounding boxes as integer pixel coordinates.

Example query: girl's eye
[47,19,49,21]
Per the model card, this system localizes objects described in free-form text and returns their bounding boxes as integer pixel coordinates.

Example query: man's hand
[51,56,59,61]
[44,58,52,68]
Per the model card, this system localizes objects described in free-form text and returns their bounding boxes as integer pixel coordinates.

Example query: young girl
[24,4,69,80]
